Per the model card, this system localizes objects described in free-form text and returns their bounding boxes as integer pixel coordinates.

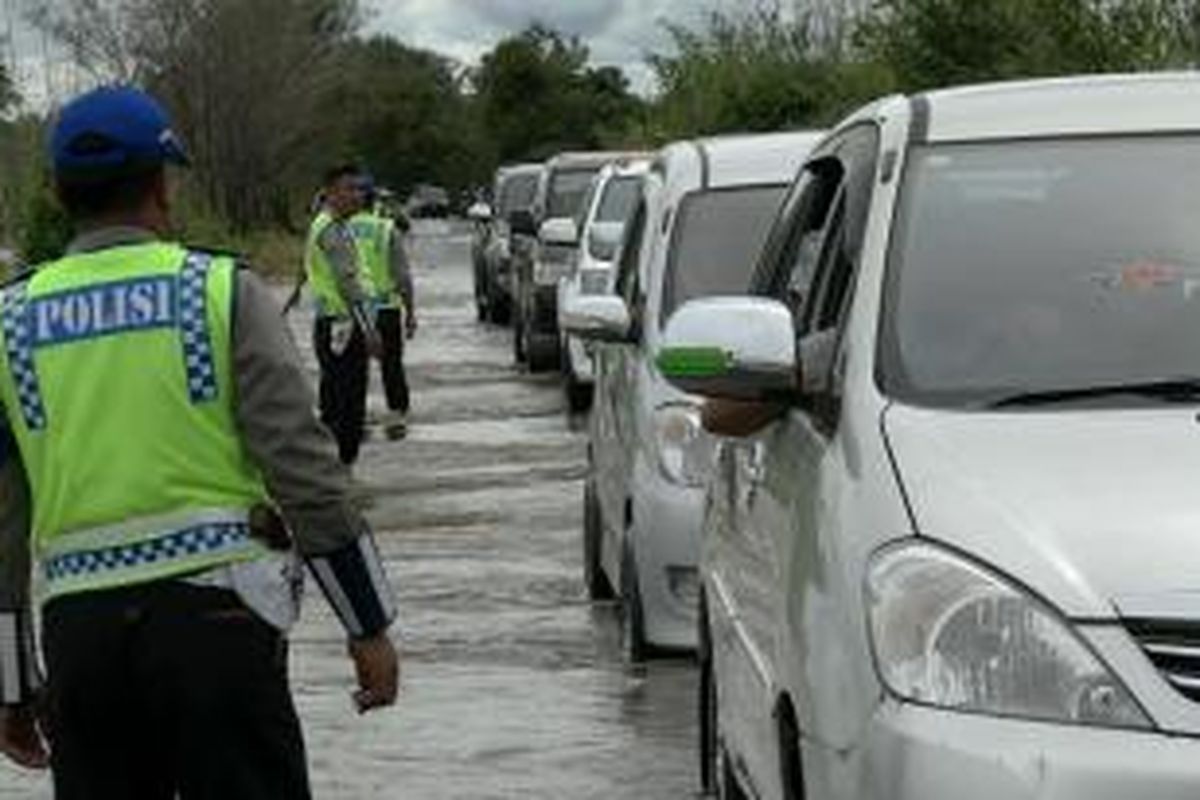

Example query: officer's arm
[388,224,415,315]
[0,425,40,707]
[317,223,376,337]
[231,270,396,638]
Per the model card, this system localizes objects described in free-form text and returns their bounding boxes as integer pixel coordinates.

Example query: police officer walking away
[349,175,416,440]
[305,165,383,465]
[0,86,399,798]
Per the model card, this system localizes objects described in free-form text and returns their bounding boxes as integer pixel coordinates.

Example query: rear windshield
[547,168,600,218]
[498,172,539,217]
[879,136,1200,408]
[661,185,786,321]
[596,176,641,223]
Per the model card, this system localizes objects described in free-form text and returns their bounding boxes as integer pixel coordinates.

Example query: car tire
[489,293,511,325]
[512,305,527,364]
[698,594,717,794]
[566,374,592,413]
[620,538,649,664]
[778,704,804,800]
[527,331,559,373]
[583,480,615,600]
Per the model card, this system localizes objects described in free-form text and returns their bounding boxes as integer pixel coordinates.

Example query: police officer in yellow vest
[0,86,399,798]
[348,174,416,440]
[304,165,384,464]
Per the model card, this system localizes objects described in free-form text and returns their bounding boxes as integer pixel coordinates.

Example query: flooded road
[1,221,700,799]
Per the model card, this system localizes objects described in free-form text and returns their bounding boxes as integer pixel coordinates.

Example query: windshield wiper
[986,378,1200,408]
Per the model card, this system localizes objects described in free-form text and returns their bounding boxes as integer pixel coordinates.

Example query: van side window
[615,198,648,333]
[804,125,881,337]
[758,159,845,323]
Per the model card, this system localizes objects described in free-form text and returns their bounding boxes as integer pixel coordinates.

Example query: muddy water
[0,221,700,799]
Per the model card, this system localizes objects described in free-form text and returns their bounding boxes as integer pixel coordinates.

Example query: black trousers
[314,316,368,465]
[376,308,410,414]
[43,582,311,800]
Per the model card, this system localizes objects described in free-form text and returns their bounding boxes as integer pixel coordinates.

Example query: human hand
[0,705,49,770]
[348,634,399,713]
[405,315,418,340]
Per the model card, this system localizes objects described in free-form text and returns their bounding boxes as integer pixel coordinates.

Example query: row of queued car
[560,72,1200,800]
[469,151,650,406]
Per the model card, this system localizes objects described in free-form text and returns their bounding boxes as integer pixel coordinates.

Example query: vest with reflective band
[0,242,271,602]
[347,212,400,309]
[305,211,351,317]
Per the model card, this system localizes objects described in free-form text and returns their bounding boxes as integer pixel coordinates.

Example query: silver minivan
[564,132,821,661]
[660,74,1200,799]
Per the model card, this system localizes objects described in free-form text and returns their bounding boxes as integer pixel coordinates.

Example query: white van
[563,132,822,660]
[659,74,1200,799]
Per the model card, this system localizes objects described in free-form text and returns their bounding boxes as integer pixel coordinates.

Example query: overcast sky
[3,0,763,107]
[362,0,755,95]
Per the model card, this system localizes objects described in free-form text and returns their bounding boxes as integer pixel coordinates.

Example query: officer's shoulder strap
[0,265,35,294]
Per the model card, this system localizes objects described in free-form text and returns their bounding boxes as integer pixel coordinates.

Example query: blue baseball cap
[50,86,190,178]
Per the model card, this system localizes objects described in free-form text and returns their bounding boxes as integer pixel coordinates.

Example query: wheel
[620,539,648,664]
[698,596,717,794]
[778,704,804,800]
[488,293,511,325]
[566,372,593,413]
[526,331,559,372]
[719,745,749,800]
[583,479,615,600]
[512,304,527,363]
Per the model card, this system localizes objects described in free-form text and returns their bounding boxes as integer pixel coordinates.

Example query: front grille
[1126,619,1200,702]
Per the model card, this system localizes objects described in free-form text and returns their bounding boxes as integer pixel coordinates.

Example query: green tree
[323,36,488,197]
[474,24,642,163]
[855,0,1200,92]
[648,2,888,139]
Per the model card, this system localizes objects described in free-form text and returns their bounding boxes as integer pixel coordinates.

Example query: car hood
[884,403,1200,619]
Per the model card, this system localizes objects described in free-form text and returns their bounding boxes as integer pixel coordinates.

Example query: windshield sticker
[1089,260,1200,298]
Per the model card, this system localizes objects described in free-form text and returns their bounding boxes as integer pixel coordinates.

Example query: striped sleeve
[0,609,40,706]
[305,534,397,639]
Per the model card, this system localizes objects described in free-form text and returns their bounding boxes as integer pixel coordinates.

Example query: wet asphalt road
[0,221,699,799]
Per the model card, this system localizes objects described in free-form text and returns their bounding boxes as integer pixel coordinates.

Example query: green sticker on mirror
[657,346,732,378]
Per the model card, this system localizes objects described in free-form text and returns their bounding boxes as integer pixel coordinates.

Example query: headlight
[866,542,1150,729]
[534,244,576,284]
[652,403,715,487]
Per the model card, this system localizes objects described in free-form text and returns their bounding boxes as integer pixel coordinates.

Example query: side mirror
[656,297,797,401]
[560,293,632,343]
[539,217,579,247]
[508,208,538,237]
[587,222,623,263]
[467,202,493,222]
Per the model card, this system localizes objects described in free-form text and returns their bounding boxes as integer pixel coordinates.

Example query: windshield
[498,172,539,217]
[547,168,600,218]
[596,176,641,223]
[661,185,786,321]
[879,137,1200,408]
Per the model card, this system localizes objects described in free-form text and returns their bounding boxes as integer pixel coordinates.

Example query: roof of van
[919,73,1200,142]
[547,151,650,171]
[692,131,824,187]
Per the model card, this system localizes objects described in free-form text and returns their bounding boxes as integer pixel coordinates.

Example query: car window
[596,176,641,223]
[547,168,600,219]
[800,125,880,337]
[615,199,647,306]
[880,135,1200,408]
[757,160,845,319]
[660,185,787,326]
[498,172,539,217]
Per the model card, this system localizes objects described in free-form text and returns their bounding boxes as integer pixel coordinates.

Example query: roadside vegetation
[2,0,1200,272]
